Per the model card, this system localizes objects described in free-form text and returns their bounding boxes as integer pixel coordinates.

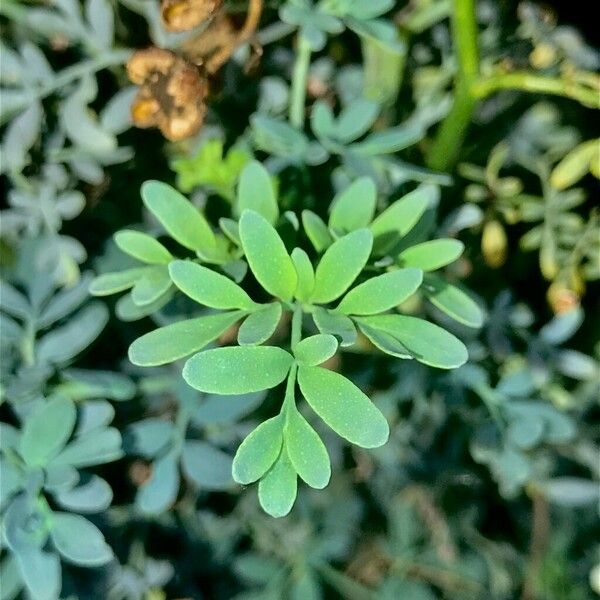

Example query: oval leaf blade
[236,160,279,224]
[310,229,373,304]
[336,268,423,315]
[239,210,297,300]
[141,180,216,253]
[297,366,389,448]
[183,346,293,394]
[258,447,298,518]
[114,230,173,265]
[396,239,464,271]
[128,311,244,366]
[169,260,257,310]
[357,314,468,368]
[232,416,283,484]
[285,409,331,488]
[294,334,338,366]
[237,302,282,346]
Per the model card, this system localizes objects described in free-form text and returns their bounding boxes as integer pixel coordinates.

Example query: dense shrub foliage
[0,1,598,599]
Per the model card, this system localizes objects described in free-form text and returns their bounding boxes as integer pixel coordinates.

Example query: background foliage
[1,1,598,599]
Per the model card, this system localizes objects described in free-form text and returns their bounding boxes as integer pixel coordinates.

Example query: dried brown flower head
[161,0,223,32]
[126,47,208,141]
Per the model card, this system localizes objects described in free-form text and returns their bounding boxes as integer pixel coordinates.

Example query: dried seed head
[126,48,209,141]
[161,0,223,32]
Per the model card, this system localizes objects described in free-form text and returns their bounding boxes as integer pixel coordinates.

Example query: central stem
[289,35,312,129]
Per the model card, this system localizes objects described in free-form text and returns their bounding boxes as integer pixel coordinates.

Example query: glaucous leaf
[169,260,257,310]
[237,302,282,346]
[128,311,244,366]
[239,210,297,300]
[20,396,76,467]
[183,346,293,394]
[310,229,373,304]
[336,268,422,315]
[50,513,113,566]
[396,239,464,271]
[15,548,60,600]
[333,99,379,143]
[232,416,283,484]
[293,334,338,366]
[258,447,297,518]
[141,180,216,253]
[182,441,232,490]
[236,161,279,225]
[137,451,179,514]
[285,409,331,488]
[52,428,123,468]
[329,177,377,233]
[192,391,265,425]
[422,274,484,328]
[356,314,468,368]
[55,476,112,513]
[114,230,173,265]
[297,366,389,448]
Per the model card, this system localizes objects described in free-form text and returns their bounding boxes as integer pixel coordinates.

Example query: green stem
[282,305,303,416]
[291,304,303,349]
[289,35,312,129]
[471,71,600,109]
[425,0,479,171]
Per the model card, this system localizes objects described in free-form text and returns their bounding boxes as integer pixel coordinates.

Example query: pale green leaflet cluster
[91,160,482,516]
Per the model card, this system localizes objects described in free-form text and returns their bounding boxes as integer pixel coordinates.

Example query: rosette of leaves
[99,165,474,517]
[127,377,264,515]
[0,395,123,600]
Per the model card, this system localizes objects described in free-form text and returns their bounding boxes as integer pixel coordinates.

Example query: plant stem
[426,0,479,171]
[291,304,303,349]
[472,71,600,109]
[289,35,312,129]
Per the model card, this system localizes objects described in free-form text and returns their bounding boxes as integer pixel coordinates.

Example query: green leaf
[236,160,279,225]
[301,210,333,252]
[115,289,173,321]
[313,307,357,347]
[131,266,172,306]
[285,409,331,488]
[297,366,389,448]
[258,447,297,518]
[336,268,422,315]
[239,210,297,301]
[169,260,257,310]
[50,513,113,566]
[291,248,315,301]
[232,416,283,484]
[370,186,434,254]
[183,346,293,394]
[55,476,112,513]
[311,229,373,304]
[37,275,92,329]
[37,303,108,365]
[333,99,379,143]
[182,441,233,490]
[114,230,173,265]
[0,280,30,318]
[396,239,464,271]
[294,334,338,366]
[356,314,468,368]
[358,322,411,358]
[128,311,244,366]
[20,396,76,467]
[238,302,282,345]
[353,122,423,155]
[141,180,216,252]
[329,177,377,233]
[16,548,60,600]
[53,428,123,468]
[422,274,484,328]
